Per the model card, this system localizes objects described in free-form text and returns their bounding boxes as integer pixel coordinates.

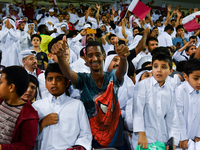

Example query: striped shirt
[0,100,24,144]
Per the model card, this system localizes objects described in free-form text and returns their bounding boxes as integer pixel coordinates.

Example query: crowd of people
[0,0,200,150]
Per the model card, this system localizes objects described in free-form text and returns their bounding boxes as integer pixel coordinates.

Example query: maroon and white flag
[182,11,200,32]
[128,0,150,20]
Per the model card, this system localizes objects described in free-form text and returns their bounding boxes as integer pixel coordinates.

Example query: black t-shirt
[36,51,48,70]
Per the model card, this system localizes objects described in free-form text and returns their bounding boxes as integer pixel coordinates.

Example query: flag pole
[124,10,129,18]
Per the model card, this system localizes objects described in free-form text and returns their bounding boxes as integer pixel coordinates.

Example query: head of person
[164,24,174,35]
[21,50,37,73]
[105,54,120,72]
[185,45,197,56]
[41,7,45,14]
[151,46,172,57]
[184,58,200,91]
[69,4,74,10]
[171,19,176,27]
[21,74,38,103]
[145,17,150,24]
[133,27,140,37]
[31,34,41,47]
[38,24,49,35]
[17,20,26,31]
[176,25,184,37]
[85,41,105,72]
[151,27,159,37]
[155,19,161,27]
[108,34,117,45]
[58,14,63,22]
[146,37,158,52]
[189,36,197,45]
[0,66,29,99]
[100,24,106,33]
[48,34,70,63]
[49,9,54,17]
[135,67,152,83]
[86,33,94,44]
[33,19,38,27]
[65,13,70,21]
[72,8,76,14]
[60,24,67,32]
[45,63,70,98]
[101,15,107,24]
[152,50,172,86]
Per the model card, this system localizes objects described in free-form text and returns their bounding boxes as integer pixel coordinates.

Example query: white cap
[19,50,37,66]
[49,8,54,12]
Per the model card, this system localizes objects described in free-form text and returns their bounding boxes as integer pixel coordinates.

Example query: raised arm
[33,0,38,10]
[85,6,91,22]
[164,5,172,26]
[175,11,181,28]
[115,42,130,81]
[194,44,200,58]
[101,32,110,45]
[135,27,150,55]
[51,36,78,83]
[96,4,100,25]
[122,18,128,39]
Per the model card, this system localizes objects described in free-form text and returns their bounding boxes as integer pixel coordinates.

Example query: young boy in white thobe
[132,50,180,149]
[175,58,200,150]
[32,63,92,150]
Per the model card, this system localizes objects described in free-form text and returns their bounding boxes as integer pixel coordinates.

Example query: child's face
[31,37,41,47]
[152,60,171,86]
[21,82,37,103]
[86,46,104,72]
[0,73,10,99]
[186,70,200,91]
[45,72,67,98]
[186,45,197,56]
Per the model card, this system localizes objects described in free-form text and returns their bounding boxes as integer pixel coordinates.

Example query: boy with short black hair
[31,34,48,70]
[175,58,200,149]
[132,51,180,149]
[0,66,39,149]
[32,63,92,150]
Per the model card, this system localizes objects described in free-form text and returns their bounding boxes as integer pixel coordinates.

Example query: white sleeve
[166,36,173,46]
[172,51,187,62]
[38,73,49,99]
[124,98,133,131]
[133,81,146,132]
[75,102,92,150]
[166,91,180,146]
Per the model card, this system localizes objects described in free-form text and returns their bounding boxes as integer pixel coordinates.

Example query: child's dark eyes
[194,78,198,81]
[47,78,53,82]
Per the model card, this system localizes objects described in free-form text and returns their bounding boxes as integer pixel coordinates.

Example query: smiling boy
[132,50,180,149]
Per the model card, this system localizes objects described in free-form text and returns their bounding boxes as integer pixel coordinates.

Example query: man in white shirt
[158,24,174,48]
[45,8,59,31]
[16,20,31,51]
[0,18,20,67]
[20,50,43,78]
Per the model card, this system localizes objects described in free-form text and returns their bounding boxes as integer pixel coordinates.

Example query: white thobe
[45,16,59,31]
[87,16,97,29]
[158,31,173,47]
[0,27,20,67]
[175,81,200,141]
[17,30,31,51]
[132,77,180,148]
[173,50,189,62]
[69,12,79,24]
[32,93,92,150]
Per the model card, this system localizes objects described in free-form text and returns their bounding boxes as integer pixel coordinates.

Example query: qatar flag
[128,0,150,20]
[49,0,57,5]
[182,11,200,32]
